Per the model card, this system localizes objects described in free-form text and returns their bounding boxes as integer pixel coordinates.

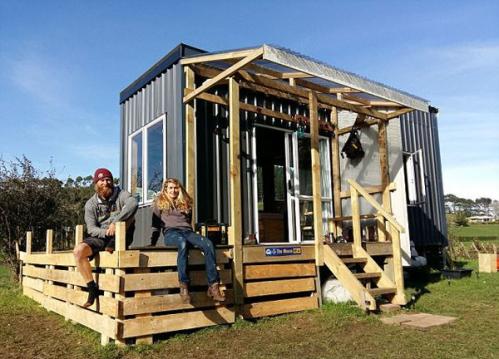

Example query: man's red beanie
[93,168,113,183]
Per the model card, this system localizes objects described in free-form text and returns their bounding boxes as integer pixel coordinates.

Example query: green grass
[1,261,498,359]
[450,223,499,238]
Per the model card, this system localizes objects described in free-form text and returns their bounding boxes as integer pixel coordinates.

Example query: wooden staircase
[323,179,406,311]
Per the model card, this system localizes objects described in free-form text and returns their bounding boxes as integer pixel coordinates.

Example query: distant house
[468,215,495,223]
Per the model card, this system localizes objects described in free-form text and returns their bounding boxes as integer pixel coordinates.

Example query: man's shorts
[82,236,113,261]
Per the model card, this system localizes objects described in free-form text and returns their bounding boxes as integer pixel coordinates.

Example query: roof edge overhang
[119,43,206,104]
[261,45,430,112]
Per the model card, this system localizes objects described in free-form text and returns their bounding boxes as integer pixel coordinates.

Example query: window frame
[127,114,167,205]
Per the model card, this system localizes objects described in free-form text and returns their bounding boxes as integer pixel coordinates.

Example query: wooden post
[377,120,391,242]
[351,188,362,257]
[75,225,84,245]
[100,267,114,345]
[390,228,406,305]
[133,268,153,345]
[228,77,244,308]
[185,66,196,221]
[309,90,323,266]
[330,106,342,237]
[114,268,126,346]
[46,230,54,285]
[26,231,32,255]
[115,222,126,251]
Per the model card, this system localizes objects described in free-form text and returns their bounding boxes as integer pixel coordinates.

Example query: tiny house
[19,43,448,344]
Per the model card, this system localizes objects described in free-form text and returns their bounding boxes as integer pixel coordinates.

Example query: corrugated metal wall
[400,110,447,249]
[119,63,184,246]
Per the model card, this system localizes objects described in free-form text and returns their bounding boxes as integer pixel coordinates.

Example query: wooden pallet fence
[241,245,319,318]
[19,226,235,345]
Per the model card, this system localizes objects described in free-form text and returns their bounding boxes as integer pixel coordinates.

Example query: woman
[150,178,225,303]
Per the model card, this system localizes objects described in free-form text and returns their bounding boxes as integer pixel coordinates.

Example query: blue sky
[0,1,498,200]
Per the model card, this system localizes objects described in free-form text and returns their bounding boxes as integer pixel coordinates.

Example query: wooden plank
[347,179,404,233]
[330,242,392,257]
[244,263,316,280]
[342,93,372,106]
[337,117,380,135]
[340,183,396,199]
[228,77,244,308]
[180,48,263,65]
[244,278,315,297]
[241,295,318,318]
[23,285,45,303]
[322,245,377,311]
[243,245,315,263]
[185,66,196,207]
[46,230,53,254]
[115,222,126,252]
[280,71,313,79]
[123,290,234,316]
[122,307,235,338]
[43,283,119,317]
[23,251,120,267]
[101,267,114,345]
[124,269,232,291]
[132,248,231,267]
[41,295,118,339]
[133,268,153,345]
[22,276,45,292]
[309,91,323,266]
[23,265,121,292]
[183,49,263,103]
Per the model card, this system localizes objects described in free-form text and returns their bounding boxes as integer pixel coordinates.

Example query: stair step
[341,257,367,264]
[354,272,381,280]
[368,287,397,296]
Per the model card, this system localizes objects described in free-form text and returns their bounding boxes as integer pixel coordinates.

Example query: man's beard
[96,184,114,199]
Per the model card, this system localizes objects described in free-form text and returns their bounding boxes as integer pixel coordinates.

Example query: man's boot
[83,281,99,308]
[207,283,226,302]
[179,282,191,303]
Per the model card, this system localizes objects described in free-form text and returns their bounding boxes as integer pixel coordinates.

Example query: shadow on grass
[403,268,442,309]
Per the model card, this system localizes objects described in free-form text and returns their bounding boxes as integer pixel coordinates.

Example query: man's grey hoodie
[84,186,138,239]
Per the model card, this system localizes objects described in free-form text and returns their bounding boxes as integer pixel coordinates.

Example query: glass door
[285,133,301,243]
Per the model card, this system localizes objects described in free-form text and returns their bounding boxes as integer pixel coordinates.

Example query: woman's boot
[207,283,226,302]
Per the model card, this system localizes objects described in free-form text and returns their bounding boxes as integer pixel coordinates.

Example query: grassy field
[1,261,498,359]
[450,223,499,239]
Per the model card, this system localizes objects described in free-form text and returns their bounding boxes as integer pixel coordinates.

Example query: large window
[128,114,166,204]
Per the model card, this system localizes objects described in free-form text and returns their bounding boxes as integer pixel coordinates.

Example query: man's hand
[105,247,114,254]
[105,223,116,237]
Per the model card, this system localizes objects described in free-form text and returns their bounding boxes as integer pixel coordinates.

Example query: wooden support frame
[183,49,263,104]
[185,66,196,207]
[228,77,244,308]
[330,106,342,237]
[309,91,323,267]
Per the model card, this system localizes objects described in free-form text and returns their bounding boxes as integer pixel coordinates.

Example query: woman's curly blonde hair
[154,178,193,213]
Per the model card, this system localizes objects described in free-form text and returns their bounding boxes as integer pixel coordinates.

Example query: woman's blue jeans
[164,228,220,285]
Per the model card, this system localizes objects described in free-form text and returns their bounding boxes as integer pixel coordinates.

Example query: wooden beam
[340,183,396,199]
[115,222,126,252]
[369,101,404,107]
[351,188,362,256]
[330,107,342,237]
[183,49,263,103]
[329,87,361,94]
[309,91,324,267]
[228,77,244,308]
[342,93,372,106]
[337,117,380,135]
[378,120,391,242]
[385,108,414,120]
[184,66,196,211]
[243,245,315,263]
[75,225,83,245]
[244,278,316,297]
[180,48,263,65]
[191,63,388,119]
[280,72,313,79]
[241,295,318,318]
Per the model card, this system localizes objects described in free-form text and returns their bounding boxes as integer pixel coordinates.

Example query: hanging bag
[341,115,365,159]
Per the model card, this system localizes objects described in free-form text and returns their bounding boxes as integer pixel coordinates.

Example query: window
[128,114,166,204]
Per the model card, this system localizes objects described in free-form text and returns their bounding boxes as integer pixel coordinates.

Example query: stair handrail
[347,179,404,233]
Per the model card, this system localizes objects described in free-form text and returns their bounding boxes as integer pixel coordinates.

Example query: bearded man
[73,168,138,307]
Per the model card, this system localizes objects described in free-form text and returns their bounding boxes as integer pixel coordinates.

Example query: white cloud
[429,43,499,75]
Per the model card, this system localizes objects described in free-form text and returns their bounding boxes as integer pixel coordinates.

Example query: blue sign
[264,247,302,257]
